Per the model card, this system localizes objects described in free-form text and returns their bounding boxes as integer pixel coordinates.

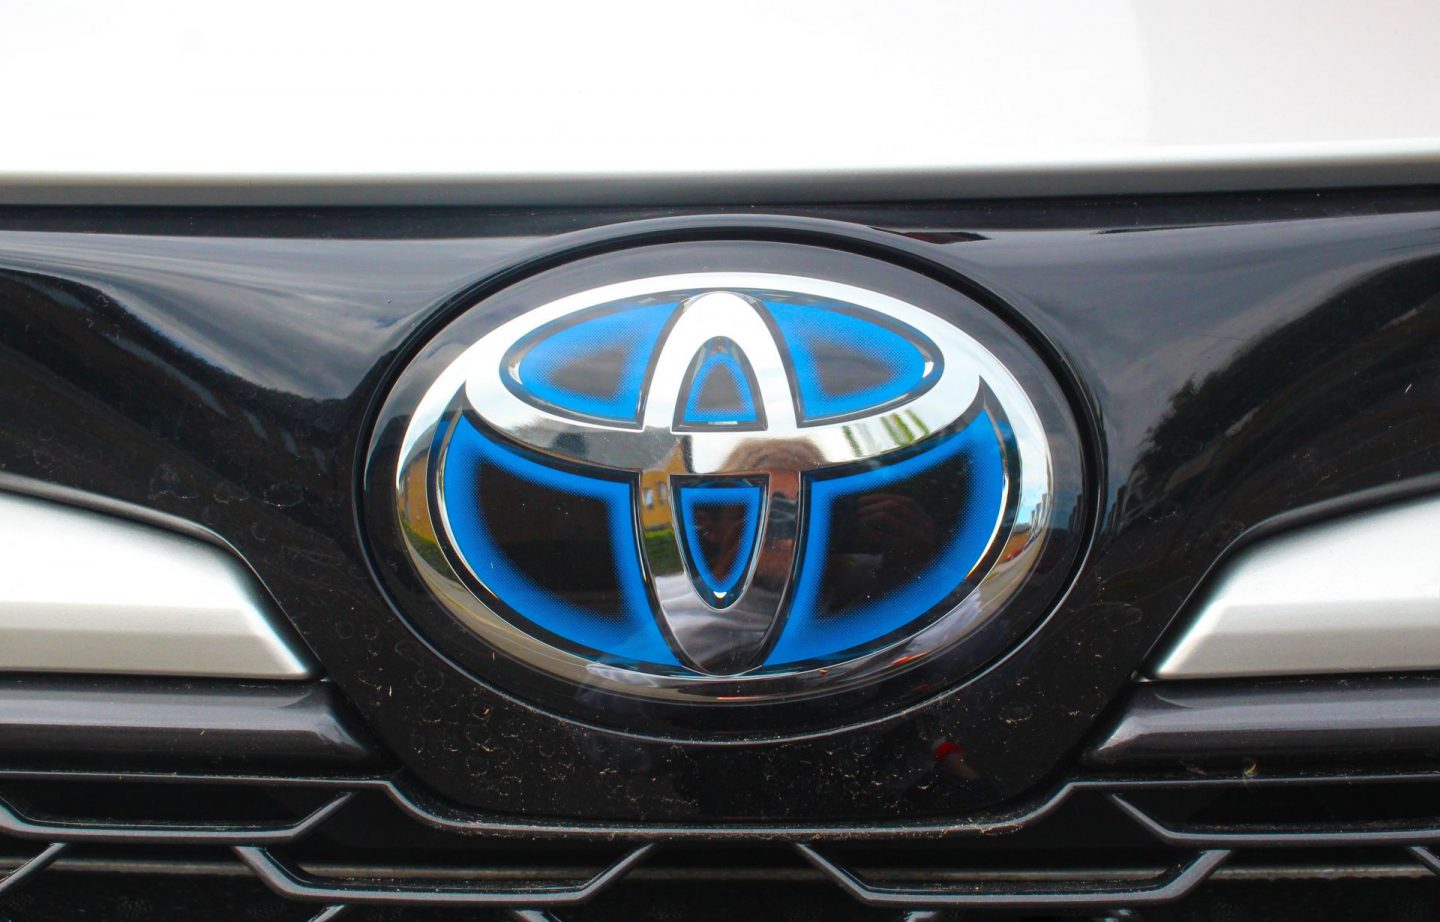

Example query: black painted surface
[0,194,1437,821]
[0,678,378,767]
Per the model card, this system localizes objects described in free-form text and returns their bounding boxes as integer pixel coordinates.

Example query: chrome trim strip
[1,141,1437,207]
[1087,678,1440,766]
[0,678,375,766]
[1153,496,1440,679]
[0,491,313,679]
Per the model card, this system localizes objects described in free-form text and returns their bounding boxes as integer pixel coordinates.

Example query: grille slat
[2,768,1440,916]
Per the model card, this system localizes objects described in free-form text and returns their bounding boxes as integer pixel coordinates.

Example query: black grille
[6,768,1440,919]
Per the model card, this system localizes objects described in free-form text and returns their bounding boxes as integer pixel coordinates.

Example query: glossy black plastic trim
[235,843,655,907]
[0,792,354,846]
[0,842,68,897]
[3,194,1440,819]
[1107,791,1440,848]
[795,843,1229,909]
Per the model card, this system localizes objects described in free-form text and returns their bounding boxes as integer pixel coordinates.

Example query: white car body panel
[1,0,1437,204]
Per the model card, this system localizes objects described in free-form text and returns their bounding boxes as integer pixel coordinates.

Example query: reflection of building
[1000,524,1030,562]
[638,443,690,531]
[638,473,671,529]
[997,491,1050,562]
[400,452,431,533]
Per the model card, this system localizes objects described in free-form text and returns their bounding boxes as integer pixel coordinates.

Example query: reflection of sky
[943,212,1440,496]
[0,233,522,402]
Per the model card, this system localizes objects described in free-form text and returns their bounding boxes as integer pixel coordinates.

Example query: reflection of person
[849,494,939,562]
[696,437,943,613]
[716,438,824,595]
[688,498,749,587]
[823,488,940,612]
[723,438,825,474]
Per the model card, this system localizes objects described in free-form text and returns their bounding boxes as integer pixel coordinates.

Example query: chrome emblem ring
[390,270,1059,705]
